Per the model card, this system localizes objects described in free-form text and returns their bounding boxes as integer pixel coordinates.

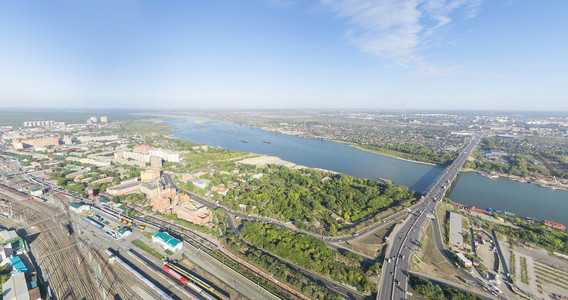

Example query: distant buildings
[77,135,118,143]
[23,120,55,127]
[100,116,108,123]
[13,137,60,149]
[115,149,179,163]
[63,135,73,145]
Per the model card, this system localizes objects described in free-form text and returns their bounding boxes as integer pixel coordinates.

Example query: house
[216,188,229,196]
[456,252,472,268]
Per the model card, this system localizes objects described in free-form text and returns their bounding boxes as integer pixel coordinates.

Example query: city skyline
[1,0,567,111]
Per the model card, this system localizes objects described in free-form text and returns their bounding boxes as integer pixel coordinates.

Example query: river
[163,116,568,227]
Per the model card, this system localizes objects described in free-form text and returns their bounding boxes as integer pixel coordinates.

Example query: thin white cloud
[322,0,483,67]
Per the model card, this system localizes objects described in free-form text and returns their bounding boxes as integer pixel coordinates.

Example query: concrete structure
[152,231,183,252]
[69,202,90,213]
[449,212,464,248]
[106,181,140,196]
[140,182,160,198]
[89,116,98,123]
[23,120,55,127]
[150,156,162,168]
[63,135,73,145]
[140,169,160,182]
[148,150,180,163]
[100,116,108,123]
[174,201,211,226]
[152,194,171,212]
[115,151,150,163]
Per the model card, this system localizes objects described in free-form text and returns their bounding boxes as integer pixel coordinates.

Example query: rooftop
[9,256,28,274]
[69,202,86,209]
[153,231,181,247]
[449,212,464,248]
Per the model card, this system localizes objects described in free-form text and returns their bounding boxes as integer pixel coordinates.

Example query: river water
[163,116,568,227]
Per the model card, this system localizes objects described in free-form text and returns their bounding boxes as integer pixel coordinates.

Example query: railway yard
[1,175,143,299]
[0,156,277,300]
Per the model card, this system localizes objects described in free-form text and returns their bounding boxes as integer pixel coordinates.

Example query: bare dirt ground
[474,232,497,278]
[340,223,397,258]
[409,221,466,285]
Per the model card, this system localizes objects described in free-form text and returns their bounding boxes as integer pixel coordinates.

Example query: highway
[378,133,483,300]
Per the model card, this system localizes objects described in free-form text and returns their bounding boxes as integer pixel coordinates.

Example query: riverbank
[340,141,439,167]
[460,168,568,192]
[261,126,441,167]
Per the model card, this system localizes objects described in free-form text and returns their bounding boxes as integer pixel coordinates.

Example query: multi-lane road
[378,133,483,300]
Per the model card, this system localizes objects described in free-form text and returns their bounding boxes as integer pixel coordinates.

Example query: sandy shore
[237,155,335,173]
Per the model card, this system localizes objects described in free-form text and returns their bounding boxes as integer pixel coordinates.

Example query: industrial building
[449,212,464,249]
[106,181,141,196]
[152,231,183,252]
[69,202,90,213]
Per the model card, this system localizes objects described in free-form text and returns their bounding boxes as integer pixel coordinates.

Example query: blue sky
[0,0,567,111]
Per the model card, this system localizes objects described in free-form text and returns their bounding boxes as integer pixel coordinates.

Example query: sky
[0,0,567,111]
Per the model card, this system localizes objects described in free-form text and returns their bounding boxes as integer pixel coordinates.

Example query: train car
[85,217,103,229]
[163,265,189,284]
[166,263,215,293]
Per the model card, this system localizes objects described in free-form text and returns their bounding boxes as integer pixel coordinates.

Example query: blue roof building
[9,256,28,274]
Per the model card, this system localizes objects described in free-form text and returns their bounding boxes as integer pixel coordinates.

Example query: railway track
[1,178,139,299]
